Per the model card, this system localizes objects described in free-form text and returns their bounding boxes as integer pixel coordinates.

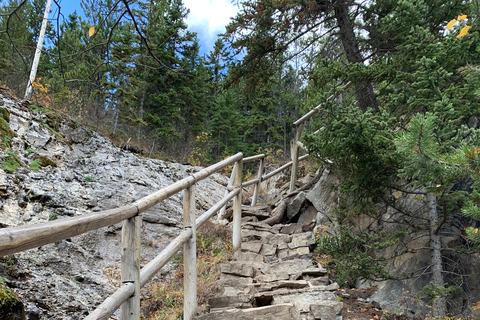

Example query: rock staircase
[195,197,343,320]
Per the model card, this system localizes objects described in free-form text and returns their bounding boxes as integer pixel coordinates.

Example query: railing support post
[218,168,235,219]
[232,157,243,249]
[251,157,264,207]
[121,214,141,320]
[183,185,197,320]
[290,123,304,193]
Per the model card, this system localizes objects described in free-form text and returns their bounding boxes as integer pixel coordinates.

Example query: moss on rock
[0,284,25,320]
[0,118,16,149]
[0,107,10,122]
[33,155,57,168]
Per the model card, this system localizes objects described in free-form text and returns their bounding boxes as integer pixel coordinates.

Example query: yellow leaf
[457,15,467,21]
[457,25,471,38]
[89,26,95,37]
[447,19,456,30]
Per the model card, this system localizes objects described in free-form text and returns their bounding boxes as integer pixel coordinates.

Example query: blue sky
[56,0,238,56]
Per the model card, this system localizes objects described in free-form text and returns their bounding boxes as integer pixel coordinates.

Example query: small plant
[30,159,42,170]
[64,275,80,285]
[0,283,22,317]
[0,107,10,122]
[85,176,97,183]
[3,135,11,148]
[33,155,57,168]
[1,158,20,173]
[41,122,63,139]
[48,212,58,221]
[26,148,36,153]
[29,103,51,114]
[419,283,461,305]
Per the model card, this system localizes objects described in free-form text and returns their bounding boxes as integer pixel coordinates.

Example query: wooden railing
[0,79,352,319]
[0,148,309,319]
[289,81,352,192]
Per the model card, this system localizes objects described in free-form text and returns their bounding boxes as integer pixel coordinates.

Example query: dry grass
[142,221,234,319]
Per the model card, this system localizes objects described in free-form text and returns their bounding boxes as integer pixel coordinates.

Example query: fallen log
[262,199,288,226]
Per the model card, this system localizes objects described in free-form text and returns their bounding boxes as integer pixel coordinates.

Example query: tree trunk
[427,191,446,318]
[333,0,379,113]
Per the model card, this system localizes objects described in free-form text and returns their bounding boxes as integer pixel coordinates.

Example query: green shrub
[315,227,397,287]
[30,159,42,170]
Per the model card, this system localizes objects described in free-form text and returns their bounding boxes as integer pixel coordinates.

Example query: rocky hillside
[0,89,229,319]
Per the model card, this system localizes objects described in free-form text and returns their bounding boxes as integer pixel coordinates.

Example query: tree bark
[427,191,446,318]
[262,199,287,226]
[333,0,379,113]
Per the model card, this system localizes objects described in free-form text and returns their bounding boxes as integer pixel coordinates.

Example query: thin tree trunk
[25,0,52,99]
[427,191,446,318]
[333,0,379,113]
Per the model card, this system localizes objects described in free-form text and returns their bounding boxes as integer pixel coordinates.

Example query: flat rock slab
[259,243,276,256]
[208,294,253,309]
[242,221,276,232]
[280,223,297,235]
[272,290,340,313]
[310,300,343,320]
[241,206,271,219]
[195,304,300,320]
[278,247,310,260]
[216,278,254,292]
[241,229,272,242]
[289,232,316,248]
[240,241,262,254]
[233,251,265,262]
[269,259,313,276]
[255,272,289,283]
[254,280,309,292]
[302,267,328,277]
[265,234,291,245]
[287,191,306,220]
[307,276,330,286]
[220,263,256,278]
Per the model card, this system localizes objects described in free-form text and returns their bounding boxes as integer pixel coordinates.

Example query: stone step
[265,290,341,316]
[207,294,253,310]
[198,212,343,320]
[194,303,300,320]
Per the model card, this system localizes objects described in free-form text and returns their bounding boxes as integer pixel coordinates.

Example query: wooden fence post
[289,123,304,193]
[218,168,235,219]
[121,214,141,320]
[251,157,264,207]
[232,157,243,249]
[183,185,197,320]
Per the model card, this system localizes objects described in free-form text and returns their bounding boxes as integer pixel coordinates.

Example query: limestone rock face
[0,93,228,319]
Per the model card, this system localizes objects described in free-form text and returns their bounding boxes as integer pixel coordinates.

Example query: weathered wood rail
[0,148,309,320]
[0,79,351,319]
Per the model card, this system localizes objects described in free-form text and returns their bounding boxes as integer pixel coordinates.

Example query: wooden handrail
[0,153,243,258]
[0,205,138,257]
[0,147,310,320]
[243,154,265,162]
[293,81,352,127]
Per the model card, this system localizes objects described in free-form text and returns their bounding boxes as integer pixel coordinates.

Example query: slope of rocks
[0,91,228,319]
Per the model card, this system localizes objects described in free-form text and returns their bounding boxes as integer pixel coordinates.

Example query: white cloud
[183,0,238,34]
